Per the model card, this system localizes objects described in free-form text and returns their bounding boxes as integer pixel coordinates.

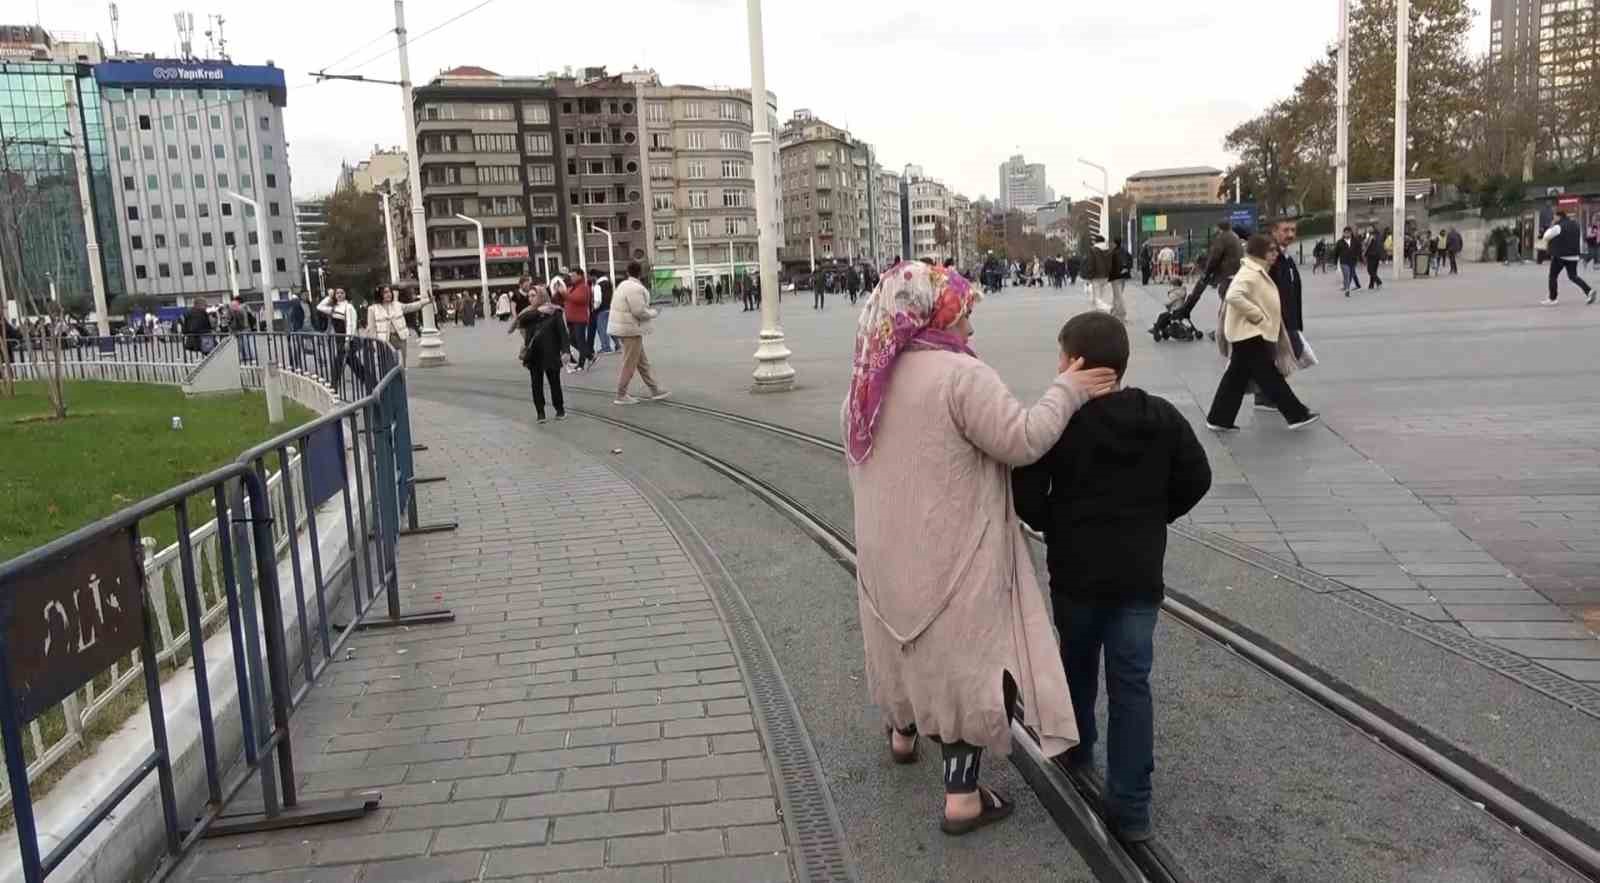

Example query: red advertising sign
[484,245,530,259]
[1557,196,1581,209]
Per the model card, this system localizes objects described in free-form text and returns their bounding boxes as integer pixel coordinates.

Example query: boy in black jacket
[1012,312,1211,842]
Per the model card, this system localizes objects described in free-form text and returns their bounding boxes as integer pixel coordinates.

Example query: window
[224,232,236,246]
[175,204,186,219]
[684,102,702,119]
[202,232,214,246]
[263,145,273,160]
[134,265,147,279]
[240,174,253,191]
[114,116,127,131]
[118,145,131,161]
[721,159,746,179]
[687,161,705,179]
[473,133,516,153]
[237,145,249,160]
[582,188,609,205]
[653,192,675,211]
[165,144,178,160]
[222,202,232,216]
[193,174,206,189]
[425,166,462,185]
[266,173,277,189]
[162,115,174,130]
[171,174,184,189]
[244,204,255,218]
[131,235,144,250]
[213,144,226,159]
[587,160,607,175]
[209,114,221,129]
[186,114,197,130]
[260,116,271,131]
[688,190,709,209]
[269,201,280,216]
[478,165,520,184]
[152,233,167,248]
[477,104,513,121]
[651,162,671,179]
[524,132,552,154]
[567,160,578,175]
[522,101,550,124]
[198,204,209,218]
[723,189,750,208]
[647,103,667,124]
[724,217,748,236]
[720,101,737,120]
[530,194,556,216]
[218,173,229,189]
[145,174,159,190]
[150,204,163,220]
[158,263,170,278]
[275,258,286,272]
[480,195,523,216]
[583,129,605,145]
[272,230,284,244]
[690,219,709,238]
[180,261,194,276]
[650,132,671,151]
[251,259,261,272]
[178,232,190,247]
[563,131,575,145]
[686,131,704,150]
[233,116,244,130]
[719,131,746,150]
[122,175,135,191]
[142,145,155,160]
[654,222,676,240]
[562,101,574,114]
[527,164,555,184]
[204,260,216,275]
[138,114,151,130]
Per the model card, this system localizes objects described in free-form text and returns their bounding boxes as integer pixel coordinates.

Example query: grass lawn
[0,381,314,562]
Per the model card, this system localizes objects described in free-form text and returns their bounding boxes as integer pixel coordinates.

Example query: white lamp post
[541,243,552,282]
[1079,159,1110,239]
[590,224,615,286]
[454,213,490,319]
[224,189,274,333]
[1393,0,1409,276]
[395,0,446,365]
[379,189,401,284]
[688,221,698,305]
[746,0,794,390]
[1335,0,1350,238]
[573,212,588,273]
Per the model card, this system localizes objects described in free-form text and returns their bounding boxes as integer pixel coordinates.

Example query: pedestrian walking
[1013,312,1212,843]
[843,260,1116,837]
[495,290,513,322]
[1540,209,1596,306]
[742,276,757,312]
[1138,244,1153,286]
[1334,226,1362,295]
[609,261,671,405]
[1257,218,1308,411]
[1109,237,1132,320]
[1586,219,1600,269]
[1084,236,1114,313]
[1205,234,1319,431]
[847,265,862,306]
[366,285,424,368]
[813,274,826,310]
[318,288,373,398]
[1202,221,1243,298]
[591,272,615,355]
[1311,239,1327,274]
[511,289,569,423]
[1446,227,1462,274]
[564,272,595,372]
[1364,226,1385,290]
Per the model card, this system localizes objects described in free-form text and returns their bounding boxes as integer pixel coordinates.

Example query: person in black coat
[181,298,214,352]
[1364,225,1385,290]
[1256,217,1305,410]
[511,292,570,423]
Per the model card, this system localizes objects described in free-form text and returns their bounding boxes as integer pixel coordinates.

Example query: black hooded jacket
[1012,388,1212,606]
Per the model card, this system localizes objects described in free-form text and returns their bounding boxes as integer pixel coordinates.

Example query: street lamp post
[688,221,698,305]
[395,0,446,366]
[746,0,794,390]
[1079,159,1110,239]
[224,189,274,333]
[1335,0,1350,238]
[379,189,400,284]
[572,212,588,274]
[454,213,490,319]
[590,224,616,287]
[1393,0,1409,276]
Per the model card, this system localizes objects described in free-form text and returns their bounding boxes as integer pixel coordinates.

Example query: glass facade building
[0,61,124,307]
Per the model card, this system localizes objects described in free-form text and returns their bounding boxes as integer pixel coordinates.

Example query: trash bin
[1413,252,1431,277]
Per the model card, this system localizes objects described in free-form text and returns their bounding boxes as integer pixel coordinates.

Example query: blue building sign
[92,60,287,105]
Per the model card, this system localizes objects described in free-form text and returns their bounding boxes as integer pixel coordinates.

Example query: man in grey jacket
[607,261,672,405]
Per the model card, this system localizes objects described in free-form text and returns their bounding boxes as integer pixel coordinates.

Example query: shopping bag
[1296,334,1318,370]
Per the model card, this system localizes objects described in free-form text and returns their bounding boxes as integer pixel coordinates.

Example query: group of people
[810,265,873,308]
[844,260,1212,840]
[509,261,669,422]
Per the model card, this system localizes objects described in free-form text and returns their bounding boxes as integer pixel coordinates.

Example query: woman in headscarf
[510,285,569,423]
[843,261,1116,835]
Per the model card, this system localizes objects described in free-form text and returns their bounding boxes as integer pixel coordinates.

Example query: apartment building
[97,58,300,305]
[294,199,325,277]
[413,66,566,297]
[948,193,979,268]
[903,164,950,263]
[1125,166,1224,205]
[779,109,867,265]
[872,165,903,263]
[338,146,414,286]
[553,68,652,275]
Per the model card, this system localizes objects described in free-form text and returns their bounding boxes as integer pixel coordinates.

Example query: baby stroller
[1149,271,1210,342]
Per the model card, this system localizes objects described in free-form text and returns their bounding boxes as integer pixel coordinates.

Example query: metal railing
[0,332,454,881]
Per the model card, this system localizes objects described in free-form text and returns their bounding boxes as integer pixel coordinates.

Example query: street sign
[484,245,529,259]
[3,529,144,723]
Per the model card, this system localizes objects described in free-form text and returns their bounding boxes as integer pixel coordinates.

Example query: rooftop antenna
[108,3,121,55]
[174,11,195,60]
[203,13,227,61]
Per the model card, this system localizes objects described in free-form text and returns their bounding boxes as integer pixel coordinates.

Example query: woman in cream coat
[1204,234,1318,431]
[366,286,424,367]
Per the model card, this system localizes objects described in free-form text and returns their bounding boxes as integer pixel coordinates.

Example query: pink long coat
[844,349,1083,755]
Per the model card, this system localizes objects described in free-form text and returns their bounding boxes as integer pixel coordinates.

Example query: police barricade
[0,332,452,880]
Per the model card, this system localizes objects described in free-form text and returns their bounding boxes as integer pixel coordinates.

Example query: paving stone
[1461,620,1595,640]
[667,854,792,882]
[718,774,775,799]
[1486,638,1600,659]
[562,761,664,790]
[181,843,316,876]
[426,717,519,742]
[325,727,427,752]
[552,808,666,842]
[573,690,663,711]
[1441,604,1575,622]
[528,867,665,883]
[512,746,613,772]
[1533,659,1600,681]
[711,733,761,754]
[354,781,453,807]
[615,702,707,725]
[607,830,726,866]
[670,798,778,830]
[668,752,766,781]
[433,818,551,853]
[365,740,468,766]
[384,797,503,831]
[610,779,720,810]
[468,731,571,757]
[727,824,787,856]
[481,841,606,877]
[190,869,358,883]
[519,708,617,733]
[452,770,561,800]
[312,831,431,866]
[503,788,613,820]
[404,756,510,782]
[615,737,710,763]
[358,851,485,882]
[1423,590,1553,605]
[567,722,663,747]
[664,714,754,739]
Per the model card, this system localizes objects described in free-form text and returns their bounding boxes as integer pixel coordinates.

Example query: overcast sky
[45,0,1491,202]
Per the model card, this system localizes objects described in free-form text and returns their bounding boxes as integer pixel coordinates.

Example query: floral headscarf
[845,261,981,465]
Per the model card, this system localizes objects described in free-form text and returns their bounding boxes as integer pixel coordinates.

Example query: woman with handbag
[365,286,424,368]
[510,287,569,423]
[1205,234,1319,432]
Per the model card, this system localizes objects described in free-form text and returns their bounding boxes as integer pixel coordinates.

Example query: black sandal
[885,725,919,765]
[941,786,1013,836]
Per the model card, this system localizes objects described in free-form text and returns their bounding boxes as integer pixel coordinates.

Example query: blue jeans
[1058,602,1158,834]
[591,309,612,353]
[1340,263,1361,290]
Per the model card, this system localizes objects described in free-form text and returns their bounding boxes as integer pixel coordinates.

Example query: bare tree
[0,131,74,417]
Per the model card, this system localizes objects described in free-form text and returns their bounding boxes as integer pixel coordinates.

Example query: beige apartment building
[904,164,949,263]
[779,109,868,265]
[873,165,903,263]
[1125,166,1224,205]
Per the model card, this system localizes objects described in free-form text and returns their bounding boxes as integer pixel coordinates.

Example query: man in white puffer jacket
[607,261,670,406]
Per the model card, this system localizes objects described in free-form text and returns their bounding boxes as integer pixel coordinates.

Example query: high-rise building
[903,164,950,263]
[96,58,300,306]
[997,153,1052,212]
[0,27,124,305]
[413,66,566,298]
[779,109,868,265]
[1490,0,1600,159]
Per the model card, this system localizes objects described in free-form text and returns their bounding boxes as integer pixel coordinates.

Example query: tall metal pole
[592,224,615,286]
[687,221,698,305]
[747,0,794,390]
[573,211,588,273]
[379,189,400,284]
[63,78,109,338]
[226,245,241,303]
[1335,0,1350,238]
[396,0,446,366]
[225,189,273,332]
[455,213,489,318]
[1393,0,1409,275]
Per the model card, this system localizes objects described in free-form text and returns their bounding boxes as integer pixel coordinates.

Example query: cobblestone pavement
[407,262,1600,685]
[176,399,795,882]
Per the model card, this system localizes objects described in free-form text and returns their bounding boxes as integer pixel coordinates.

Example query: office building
[1490,0,1600,159]
[413,65,565,297]
[779,109,868,265]
[293,199,325,278]
[997,153,1052,212]
[1125,166,1224,205]
[0,27,124,305]
[97,58,300,306]
[903,164,950,263]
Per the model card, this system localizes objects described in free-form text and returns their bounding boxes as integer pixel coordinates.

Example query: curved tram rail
[544,388,1600,883]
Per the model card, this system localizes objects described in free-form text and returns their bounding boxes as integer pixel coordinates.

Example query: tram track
[417,378,1600,882]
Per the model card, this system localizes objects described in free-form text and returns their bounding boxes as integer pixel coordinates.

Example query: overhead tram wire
[333,0,504,77]
[310,26,401,75]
